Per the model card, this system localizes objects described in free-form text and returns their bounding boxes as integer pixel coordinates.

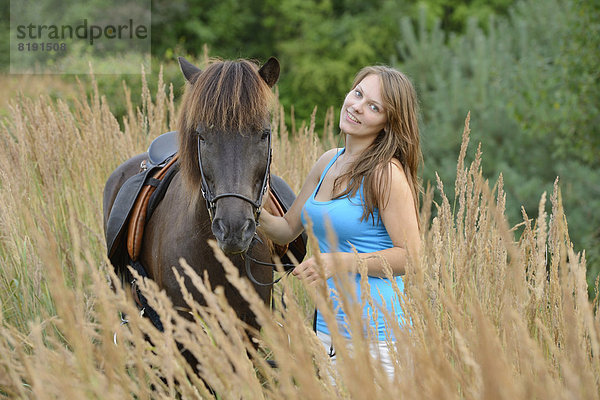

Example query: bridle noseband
[197,127,272,223]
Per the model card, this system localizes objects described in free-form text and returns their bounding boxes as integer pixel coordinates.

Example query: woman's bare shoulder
[318,148,343,164]
[373,158,409,183]
[307,148,343,180]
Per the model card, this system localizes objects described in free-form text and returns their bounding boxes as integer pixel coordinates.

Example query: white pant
[316,330,395,379]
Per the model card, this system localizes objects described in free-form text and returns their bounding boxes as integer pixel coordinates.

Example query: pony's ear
[178,56,202,84]
[258,57,280,88]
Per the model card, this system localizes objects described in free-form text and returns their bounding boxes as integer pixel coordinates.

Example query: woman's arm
[367,159,421,276]
[292,160,421,284]
[259,148,341,245]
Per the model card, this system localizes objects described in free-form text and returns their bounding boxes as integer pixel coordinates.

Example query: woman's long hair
[334,66,422,224]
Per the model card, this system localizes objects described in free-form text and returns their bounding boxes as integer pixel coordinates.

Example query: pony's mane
[176,59,274,202]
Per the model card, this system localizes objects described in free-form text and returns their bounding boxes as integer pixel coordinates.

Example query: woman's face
[339,73,387,141]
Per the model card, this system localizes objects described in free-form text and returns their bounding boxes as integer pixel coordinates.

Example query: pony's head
[177,57,280,254]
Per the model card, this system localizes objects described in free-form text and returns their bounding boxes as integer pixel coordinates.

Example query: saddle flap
[106,167,156,259]
[267,175,308,264]
[269,174,296,211]
[127,155,179,261]
[263,190,288,258]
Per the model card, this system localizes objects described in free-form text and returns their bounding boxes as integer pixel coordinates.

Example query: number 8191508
[18,43,67,51]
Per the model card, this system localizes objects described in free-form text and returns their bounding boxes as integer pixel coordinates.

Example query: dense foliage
[397,0,600,286]
[149,0,514,125]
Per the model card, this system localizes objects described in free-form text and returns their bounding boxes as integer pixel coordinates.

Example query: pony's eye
[196,131,205,142]
[261,130,270,141]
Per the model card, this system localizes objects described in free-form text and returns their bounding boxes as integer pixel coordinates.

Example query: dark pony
[103,57,283,370]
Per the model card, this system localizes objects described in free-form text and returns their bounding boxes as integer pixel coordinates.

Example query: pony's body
[102,153,273,326]
[103,57,283,336]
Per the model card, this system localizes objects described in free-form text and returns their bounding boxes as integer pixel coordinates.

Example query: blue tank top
[301,148,406,341]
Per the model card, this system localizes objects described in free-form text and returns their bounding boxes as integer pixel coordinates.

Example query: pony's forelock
[176,59,275,202]
[183,59,273,132]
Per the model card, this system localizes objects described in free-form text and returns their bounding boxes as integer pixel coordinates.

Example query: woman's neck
[343,134,375,158]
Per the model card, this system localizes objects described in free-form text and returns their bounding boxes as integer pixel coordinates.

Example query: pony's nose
[212,218,256,254]
[212,218,225,240]
[239,218,256,242]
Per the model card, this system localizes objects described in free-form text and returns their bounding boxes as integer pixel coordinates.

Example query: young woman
[259,65,422,376]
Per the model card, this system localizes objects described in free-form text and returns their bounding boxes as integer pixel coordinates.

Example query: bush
[397,0,600,291]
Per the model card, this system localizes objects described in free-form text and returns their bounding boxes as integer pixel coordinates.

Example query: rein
[243,234,296,286]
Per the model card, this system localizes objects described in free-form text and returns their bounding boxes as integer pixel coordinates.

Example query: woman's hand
[292,252,354,286]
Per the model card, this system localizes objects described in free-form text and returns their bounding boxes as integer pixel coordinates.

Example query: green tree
[266,0,411,125]
[151,0,275,61]
[146,0,521,127]
[397,0,600,290]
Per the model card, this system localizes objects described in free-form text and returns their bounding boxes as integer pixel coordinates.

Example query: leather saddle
[105,131,307,271]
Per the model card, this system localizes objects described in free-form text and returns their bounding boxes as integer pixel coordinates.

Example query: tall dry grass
[0,69,598,399]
